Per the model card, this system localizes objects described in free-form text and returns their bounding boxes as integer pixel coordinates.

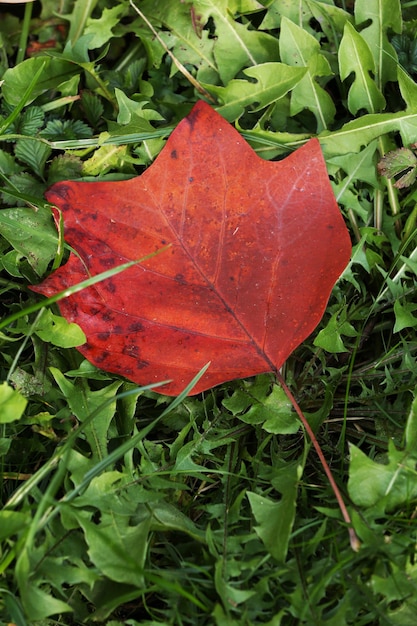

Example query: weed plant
[1,1,417,624]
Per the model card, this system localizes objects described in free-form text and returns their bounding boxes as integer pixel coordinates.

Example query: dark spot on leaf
[175,273,187,285]
[94,351,109,364]
[106,281,116,294]
[114,325,123,334]
[189,176,194,182]
[98,332,110,341]
[136,360,149,370]
[102,311,114,322]
[128,322,144,332]
[171,149,178,159]
[99,257,117,268]
[122,344,141,358]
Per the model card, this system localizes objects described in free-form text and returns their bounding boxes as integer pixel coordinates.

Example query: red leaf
[32,101,351,395]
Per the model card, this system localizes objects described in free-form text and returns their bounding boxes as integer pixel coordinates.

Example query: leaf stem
[16,1,33,65]
[275,370,360,552]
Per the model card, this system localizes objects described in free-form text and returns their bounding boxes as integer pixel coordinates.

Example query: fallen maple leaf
[32,101,351,395]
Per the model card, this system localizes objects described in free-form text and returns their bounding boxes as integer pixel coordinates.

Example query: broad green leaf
[232,384,299,434]
[307,0,353,41]
[204,62,307,121]
[393,300,417,332]
[247,461,300,561]
[0,511,30,541]
[348,441,417,510]
[192,0,279,83]
[355,0,402,88]
[0,206,57,276]
[17,582,72,620]
[35,309,86,348]
[114,89,164,126]
[314,310,358,353]
[329,140,379,190]
[63,0,100,44]
[76,513,151,587]
[339,22,385,114]
[279,16,335,131]
[319,70,417,155]
[329,140,379,216]
[145,500,206,542]
[214,560,257,607]
[2,57,77,107]
[0,382,27,424]
[261,0,313,29]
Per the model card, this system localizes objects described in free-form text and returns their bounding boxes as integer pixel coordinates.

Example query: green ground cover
[1,1,417,624]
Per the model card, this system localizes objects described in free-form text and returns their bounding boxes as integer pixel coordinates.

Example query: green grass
[1,0,417,624]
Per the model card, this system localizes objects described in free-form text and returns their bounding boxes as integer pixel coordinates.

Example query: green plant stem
[378,136,402,234]
[16,1,33,65]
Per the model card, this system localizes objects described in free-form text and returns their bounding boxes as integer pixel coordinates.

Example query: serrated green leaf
[81,91,105,127]
[190,0,279,84]
[64,0,100,45]
[329,140,379,188]
[82,144,131,176]
[85,4,126,49]
[114,89,164,125]
[320,69,417,155]
[7,105,45,135]
[279,16,335,131]
[48,153,83,185]
[0,149,21,175]
[40,118,93,140]
[15,139,52,178]
[339,22,386,114]
[1,172,46,207]
[204,62,307,121]
[16,580,72,621]
[75,511,150,587]
[247,461,299,561]
[314,311,357,353]
[132,0,216,76]
[329,141,379,214]
[49,369,122,461]
[393,300,417,332]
